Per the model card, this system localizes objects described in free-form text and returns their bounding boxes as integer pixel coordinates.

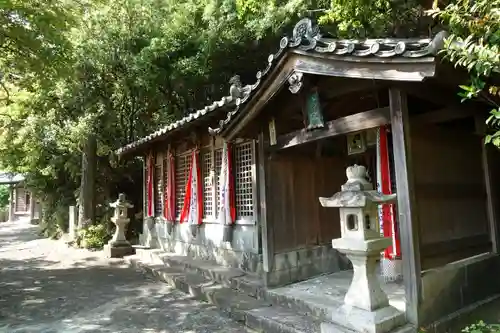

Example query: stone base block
[104,244,135,258]
[322,305,405,333]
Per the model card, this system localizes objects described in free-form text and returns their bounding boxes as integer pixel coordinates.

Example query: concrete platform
[267,270,406,321]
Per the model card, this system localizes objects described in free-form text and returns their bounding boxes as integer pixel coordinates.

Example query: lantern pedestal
[322,302,406,333]
[104,243,135,258]
[332,238,391,311]
[105,194,135,258]
[321,238,405,333]
[319,165,405,333]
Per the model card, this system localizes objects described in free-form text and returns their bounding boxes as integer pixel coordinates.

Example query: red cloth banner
[218,142,236,224]
[180,150,203,225]
[379,126,401,259]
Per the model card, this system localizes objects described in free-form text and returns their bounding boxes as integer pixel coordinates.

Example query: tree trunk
[78,134,97,228]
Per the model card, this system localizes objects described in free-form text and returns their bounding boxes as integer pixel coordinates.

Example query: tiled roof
[116,95,234,155]
[117,17,446,155]
[0,172,24,184]
[208,18,447,135]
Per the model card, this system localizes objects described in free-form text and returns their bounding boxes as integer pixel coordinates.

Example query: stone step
[245,305,351,333]
[126,252,272,324]
[262,288,342,322]
[392,324,417,333]
[128,250,411,333]
[134,248,266,298]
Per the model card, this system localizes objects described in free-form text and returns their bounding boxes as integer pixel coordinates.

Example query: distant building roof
[0,172,25,185]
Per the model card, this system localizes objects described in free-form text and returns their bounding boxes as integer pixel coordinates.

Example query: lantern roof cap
[110,193,134,209]
[319,165,397,208]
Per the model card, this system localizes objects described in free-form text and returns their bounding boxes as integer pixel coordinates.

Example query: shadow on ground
[0,223,250,333]
[0,223,41,250]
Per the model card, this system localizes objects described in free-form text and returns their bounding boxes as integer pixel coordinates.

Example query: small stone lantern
[319,165,405,333]
[104,193,135,258]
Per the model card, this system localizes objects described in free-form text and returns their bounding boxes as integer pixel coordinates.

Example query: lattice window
[154,164,162,217]
[214,148,223,218]
[201,150,213,219]
[234,142,254,219]
[175,152,191,218]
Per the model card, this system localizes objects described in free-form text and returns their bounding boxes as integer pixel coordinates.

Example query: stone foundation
[161,236,263,274]
[264,245,351,287]
[141,218,262,274]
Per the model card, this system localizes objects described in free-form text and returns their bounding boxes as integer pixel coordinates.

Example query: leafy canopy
[429,0,500,144]
[1,0,499,235]
[0,0,86,87]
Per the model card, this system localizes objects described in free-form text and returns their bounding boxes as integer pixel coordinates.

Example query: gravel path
[0,220,252,333]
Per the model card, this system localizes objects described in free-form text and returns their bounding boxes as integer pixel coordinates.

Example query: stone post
[29,192,35,224]
[8,186,14,222]
[104,193,136,258]
[68,206,78,241]
[319,165,405,333]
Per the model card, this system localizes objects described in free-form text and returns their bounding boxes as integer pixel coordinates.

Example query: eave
[220,51,437,141]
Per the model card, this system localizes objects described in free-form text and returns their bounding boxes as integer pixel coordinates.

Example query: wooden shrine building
[117,18,500,332]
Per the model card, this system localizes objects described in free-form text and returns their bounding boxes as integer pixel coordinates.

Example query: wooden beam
[412,107,479,125]
[318,77,384,100]
[270,107,390,151]
[421,234,491,259]
[401,82,459,107]
[258,131,273,273]
[389,88,422,326]
[292,51,436,82]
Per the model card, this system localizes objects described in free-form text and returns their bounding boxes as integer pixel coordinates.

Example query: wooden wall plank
[412,125,490,250]
[268,151,344,253]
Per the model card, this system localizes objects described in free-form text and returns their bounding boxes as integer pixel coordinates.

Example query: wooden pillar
[388,88,421,325]
[142,156,147,233]
[482,142,499,253]
[258,131,273,274]
[475,114,500,253]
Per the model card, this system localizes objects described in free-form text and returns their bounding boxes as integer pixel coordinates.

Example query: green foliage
[0,0,301,236]
[0,185,10,209]
[0,0,90,92]
[318,0,425,37]
[462,321,500,333]
[429,0,500,145]
[38,200,70,239]
[76,224,111,250]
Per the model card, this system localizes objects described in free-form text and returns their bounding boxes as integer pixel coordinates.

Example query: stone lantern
[104,193,136,258]
[319,165,405,333]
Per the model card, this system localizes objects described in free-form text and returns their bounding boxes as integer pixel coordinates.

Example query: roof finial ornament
[288,18,321,51]
[428,30,449,55]
[229,75,251,100]
[288,72,304,94]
